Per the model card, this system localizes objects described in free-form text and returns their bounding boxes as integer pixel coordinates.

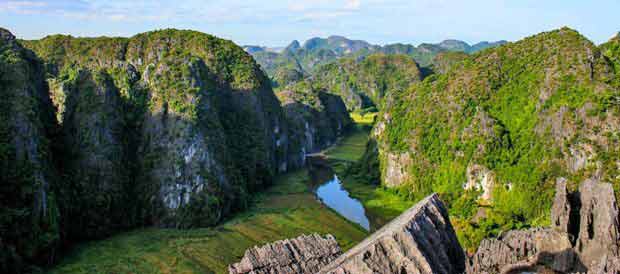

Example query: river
[308,155,372,231]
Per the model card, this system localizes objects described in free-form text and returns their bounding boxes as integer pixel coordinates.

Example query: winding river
[316,175,370,230]
[308,156,371,231]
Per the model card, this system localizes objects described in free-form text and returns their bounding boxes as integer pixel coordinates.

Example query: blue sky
[0,0,618,47]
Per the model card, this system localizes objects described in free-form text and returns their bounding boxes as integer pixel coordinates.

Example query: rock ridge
[228,234,342,274]
[318,194,465,274]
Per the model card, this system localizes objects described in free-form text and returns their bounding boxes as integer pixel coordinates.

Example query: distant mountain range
[244,36,507,86]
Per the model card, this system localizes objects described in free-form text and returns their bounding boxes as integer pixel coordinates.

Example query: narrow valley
[47,114,405,274]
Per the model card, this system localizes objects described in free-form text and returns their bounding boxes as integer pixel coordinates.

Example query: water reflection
[315,175,371,230]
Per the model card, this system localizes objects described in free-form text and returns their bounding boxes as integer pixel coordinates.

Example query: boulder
[228,234,342,274]
[318,194,465,274]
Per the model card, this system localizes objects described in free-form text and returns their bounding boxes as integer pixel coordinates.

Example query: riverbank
[46,112,411,274]
[47,123,377,274]
[49,168,368,274]
[322,121,415,231]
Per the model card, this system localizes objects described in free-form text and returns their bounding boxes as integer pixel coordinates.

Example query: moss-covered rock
[51,67,133,239]
[371,27,620,250]
[312,54,422,111]
[278,81,353,168]
[24,29,290,230]
[431,51,469,74]
[0,28,60,273]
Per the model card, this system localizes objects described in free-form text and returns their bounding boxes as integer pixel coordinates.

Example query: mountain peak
[0,27,16,43]
[327,35,347,40]
[285,40,301,51]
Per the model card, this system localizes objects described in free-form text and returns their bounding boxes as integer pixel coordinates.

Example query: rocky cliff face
[467,178,620,274]
[319,194,465,274]
[368,28,620,249]
[278,81,353,168]
[51,68,132,239]
[228,234,342,274]
[23,29,291,231]
[0,28,60,272]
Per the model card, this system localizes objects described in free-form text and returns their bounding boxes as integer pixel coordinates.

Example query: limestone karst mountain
[277,81,353,167]
[0,28,352,273]
[246,36,507,87]
[311,53,423,111]
[367,27,620,250]
[0,27,60,274]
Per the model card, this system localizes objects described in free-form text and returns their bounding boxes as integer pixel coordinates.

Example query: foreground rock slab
[228,234,342,274]
[318,193,465,274]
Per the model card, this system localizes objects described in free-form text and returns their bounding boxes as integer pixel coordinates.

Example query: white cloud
[344,0,361,10]
[0,1,48,14]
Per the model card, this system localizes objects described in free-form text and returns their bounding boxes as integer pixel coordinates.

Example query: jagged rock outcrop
[228,234,342,274]
[0,28,60,272]
[468,178,620,273]
[278,81,352,168]
[467,228,574,274]
[318,194,465,274]
[574,179,620,269]
[550,177,572,234]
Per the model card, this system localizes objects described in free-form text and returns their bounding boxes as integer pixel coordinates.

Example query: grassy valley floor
[47,112,415,274]
[325,113,415,231]
[49,168,368,274]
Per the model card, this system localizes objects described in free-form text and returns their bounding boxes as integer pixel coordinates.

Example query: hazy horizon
[1,0,618,47]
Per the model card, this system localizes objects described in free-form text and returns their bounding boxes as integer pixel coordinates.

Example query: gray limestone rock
[318,194,465,274]
[468,178,620,274]
[575,179,620,270]
[467,228,574,274]
[228,234,342,274]
[551,177,572,234]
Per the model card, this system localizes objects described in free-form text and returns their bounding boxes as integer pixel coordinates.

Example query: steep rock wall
[23,29,291,230]
[278,81,352,168]
[0,28,60,272]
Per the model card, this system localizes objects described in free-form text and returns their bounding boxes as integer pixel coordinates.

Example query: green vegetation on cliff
[372,28,620,251]
[248,36,507,87]
[0,28,59,273]
[312,54,422,111]
[1,28,301,273]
